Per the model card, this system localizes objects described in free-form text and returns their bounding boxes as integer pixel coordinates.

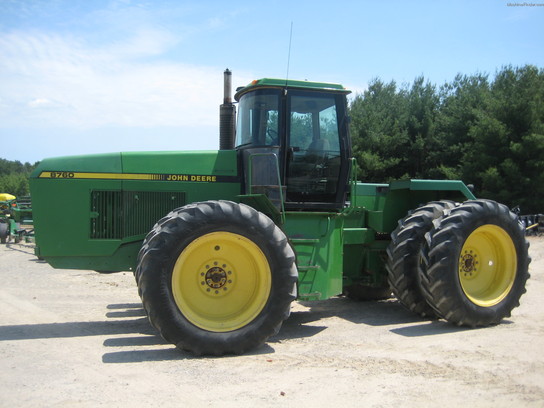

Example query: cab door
[285,91,350,210]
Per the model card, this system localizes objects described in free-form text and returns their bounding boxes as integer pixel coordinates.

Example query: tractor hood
[31,150,238,182]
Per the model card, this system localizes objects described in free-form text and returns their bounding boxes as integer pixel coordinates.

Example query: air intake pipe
[219,69,236,150]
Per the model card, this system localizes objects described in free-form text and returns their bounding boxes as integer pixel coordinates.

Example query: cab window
[286,93,343,204]
[235,89,280,147]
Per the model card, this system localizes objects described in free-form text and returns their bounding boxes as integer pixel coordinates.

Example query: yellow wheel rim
[459,224,516,307]
[172,231,271,332]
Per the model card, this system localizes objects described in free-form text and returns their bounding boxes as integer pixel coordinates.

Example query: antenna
[285,22,293,85]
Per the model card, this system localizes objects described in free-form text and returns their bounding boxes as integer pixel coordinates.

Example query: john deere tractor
[29,70,530,355]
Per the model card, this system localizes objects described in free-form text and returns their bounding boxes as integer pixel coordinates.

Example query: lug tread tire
[420,199,530,327]
[386,201,456,317]
[0,222,7,244]
[135,200,297,356]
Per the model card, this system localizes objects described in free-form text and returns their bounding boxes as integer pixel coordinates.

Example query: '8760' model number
[49,172,75,178]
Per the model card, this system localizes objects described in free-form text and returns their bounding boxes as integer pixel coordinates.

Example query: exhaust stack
[219,69,236,150]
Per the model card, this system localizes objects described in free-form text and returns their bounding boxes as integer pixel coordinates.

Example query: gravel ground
[0,237,543,407]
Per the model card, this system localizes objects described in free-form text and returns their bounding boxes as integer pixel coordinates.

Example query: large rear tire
[420,199,530,326]
[135,200,297,355]
[386,201,455,317]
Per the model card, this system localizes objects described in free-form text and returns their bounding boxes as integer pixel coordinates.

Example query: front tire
[135,200,297,355]
[420,199,530,327]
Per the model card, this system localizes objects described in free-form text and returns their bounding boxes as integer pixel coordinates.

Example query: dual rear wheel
[387,199,530,327]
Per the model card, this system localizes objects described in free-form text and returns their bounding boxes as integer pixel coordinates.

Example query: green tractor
[0,195,34,244]
[29,70,530,355]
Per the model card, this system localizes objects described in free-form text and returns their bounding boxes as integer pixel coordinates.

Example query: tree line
[349,65,544,214]
[0,159,38,198]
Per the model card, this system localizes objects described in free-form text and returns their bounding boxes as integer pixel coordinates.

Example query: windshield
[235,89,281,147]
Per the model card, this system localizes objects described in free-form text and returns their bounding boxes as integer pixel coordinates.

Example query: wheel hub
[200,262,233,295]
[206,266,227,288]
[460,250,479,278]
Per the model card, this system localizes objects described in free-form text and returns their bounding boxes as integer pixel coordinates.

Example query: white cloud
[28,98,56,108]
[0,29,227,129]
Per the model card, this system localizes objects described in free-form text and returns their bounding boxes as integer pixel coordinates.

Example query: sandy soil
[0,237,543,407]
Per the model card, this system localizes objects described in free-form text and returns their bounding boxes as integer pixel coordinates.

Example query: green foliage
[350,78,408,181]
[349,65,544,213]
[0,159,38,197]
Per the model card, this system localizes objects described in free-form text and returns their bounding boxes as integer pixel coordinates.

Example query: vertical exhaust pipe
[219,69,236,150]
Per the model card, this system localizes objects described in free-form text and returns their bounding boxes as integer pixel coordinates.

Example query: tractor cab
[233,79,352,211]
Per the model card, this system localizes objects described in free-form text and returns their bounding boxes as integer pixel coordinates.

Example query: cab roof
[234,78,351,100]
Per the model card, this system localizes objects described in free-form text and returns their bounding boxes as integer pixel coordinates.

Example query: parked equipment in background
[0,195,34,244]
[519,214,544,236]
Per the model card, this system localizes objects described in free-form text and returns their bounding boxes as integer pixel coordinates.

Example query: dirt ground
[1,237,543,408]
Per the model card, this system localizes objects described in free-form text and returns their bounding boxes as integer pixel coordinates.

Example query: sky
[1,0,543,164]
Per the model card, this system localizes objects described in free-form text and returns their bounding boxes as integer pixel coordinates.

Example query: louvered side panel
[91,190,185,240]
[123,191,186,238]
[90,191,123,239]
